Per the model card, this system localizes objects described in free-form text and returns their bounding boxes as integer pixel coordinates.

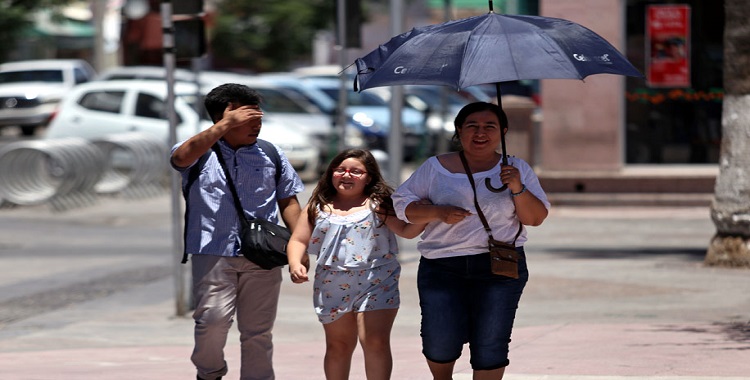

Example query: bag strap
[210,139,282,226]
[211,143,251,229]
[256,139,282,184]
[180,152,211,263]
[458,151,522,245]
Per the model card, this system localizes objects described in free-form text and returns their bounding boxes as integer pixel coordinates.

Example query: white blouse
[392,155,550,259]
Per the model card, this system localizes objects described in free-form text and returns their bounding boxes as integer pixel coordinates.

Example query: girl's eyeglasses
[333,168,367,178]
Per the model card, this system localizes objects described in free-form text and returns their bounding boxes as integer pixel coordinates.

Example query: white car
[45,80,321,182]
[95,69,355,170]
[0,59,96,135]
[95,65,197,82]
[199,72,359,166]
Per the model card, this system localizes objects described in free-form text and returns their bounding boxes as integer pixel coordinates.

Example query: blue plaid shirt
[172,139,303,257]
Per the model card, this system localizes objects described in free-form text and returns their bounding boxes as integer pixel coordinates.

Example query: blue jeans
[417,249,528,370]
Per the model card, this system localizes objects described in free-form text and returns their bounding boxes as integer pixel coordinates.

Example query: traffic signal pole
[160,1,191,317]
[387,0,405,185]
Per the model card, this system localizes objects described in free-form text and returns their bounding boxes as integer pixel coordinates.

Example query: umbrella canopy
[354,12,642,92]
[354,10,642,192]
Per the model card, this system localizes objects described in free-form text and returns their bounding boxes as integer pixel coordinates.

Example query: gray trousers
[190,255,282,380]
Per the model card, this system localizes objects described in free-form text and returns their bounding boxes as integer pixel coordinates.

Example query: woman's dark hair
[307,149,395,225]
[204,83,262,123]
[452,102,509,142]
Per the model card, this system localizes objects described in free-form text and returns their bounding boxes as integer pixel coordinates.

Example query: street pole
[437,0,453,155]
[387,0,405,185]
[91,0,106,72]
[161,0,190,317]
[336,0,349,153]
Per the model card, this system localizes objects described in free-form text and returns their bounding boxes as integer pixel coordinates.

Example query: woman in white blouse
[392,102,550,380]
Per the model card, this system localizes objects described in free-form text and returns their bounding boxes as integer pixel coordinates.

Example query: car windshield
[318,88,386,107]
[176,87,320,122]
[177,93,211,121]
[0,70,64,84]
[254,88,310,113]
[406,87,470,107]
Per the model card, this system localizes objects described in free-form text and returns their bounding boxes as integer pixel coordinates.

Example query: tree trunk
[707,0,750,267]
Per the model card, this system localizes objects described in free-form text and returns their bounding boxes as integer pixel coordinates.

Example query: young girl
[287,149,426,380]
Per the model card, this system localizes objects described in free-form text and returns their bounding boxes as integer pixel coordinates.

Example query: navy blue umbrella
[354,3,642,192]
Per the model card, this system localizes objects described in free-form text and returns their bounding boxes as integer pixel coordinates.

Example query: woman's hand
[499,165,549,226]
[500,164,523,194]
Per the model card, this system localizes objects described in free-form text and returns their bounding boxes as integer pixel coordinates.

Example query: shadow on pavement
[539,247,707,260]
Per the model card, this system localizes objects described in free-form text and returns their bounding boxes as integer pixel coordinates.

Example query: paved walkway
[0,195,749,379]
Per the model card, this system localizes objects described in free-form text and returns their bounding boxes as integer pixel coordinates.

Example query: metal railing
[0,133,169,211]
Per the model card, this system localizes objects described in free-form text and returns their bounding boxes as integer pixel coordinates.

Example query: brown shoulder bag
[459,151,522,279]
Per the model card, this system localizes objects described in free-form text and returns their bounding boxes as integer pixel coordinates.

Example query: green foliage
[0,0,75,63]
[210,0,336,72]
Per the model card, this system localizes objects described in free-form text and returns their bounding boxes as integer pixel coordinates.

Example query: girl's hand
[289,253,310,284]
[289,263,309,283]
[437,205,472,224]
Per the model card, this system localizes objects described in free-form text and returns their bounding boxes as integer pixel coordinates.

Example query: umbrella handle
[485,130,509,193]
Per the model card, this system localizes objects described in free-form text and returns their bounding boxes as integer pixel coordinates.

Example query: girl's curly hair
[307,149,395,225]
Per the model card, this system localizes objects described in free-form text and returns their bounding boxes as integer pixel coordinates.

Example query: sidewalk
[0,195,748,379]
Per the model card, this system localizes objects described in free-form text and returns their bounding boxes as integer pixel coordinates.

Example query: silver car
[0,59,96,136]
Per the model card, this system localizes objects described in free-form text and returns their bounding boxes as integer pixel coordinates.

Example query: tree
[208,0,337,72]
[0,0,75,62]
[706,0,750,267]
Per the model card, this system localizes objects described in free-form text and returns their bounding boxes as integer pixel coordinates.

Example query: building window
[625,0,724,164]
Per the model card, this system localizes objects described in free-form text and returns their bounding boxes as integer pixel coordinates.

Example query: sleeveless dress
[307,207,401,323]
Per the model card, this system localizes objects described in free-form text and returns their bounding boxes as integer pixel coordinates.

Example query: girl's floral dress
[308,207,401,323]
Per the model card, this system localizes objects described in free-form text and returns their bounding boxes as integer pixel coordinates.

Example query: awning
[31,10,95,38]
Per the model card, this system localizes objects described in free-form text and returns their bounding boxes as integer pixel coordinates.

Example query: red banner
[646,5,691,88]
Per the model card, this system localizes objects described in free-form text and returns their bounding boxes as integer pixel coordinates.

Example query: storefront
[625,0,724,164]
[535,0,721,174]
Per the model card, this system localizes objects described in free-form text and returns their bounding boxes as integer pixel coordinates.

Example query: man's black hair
[204,83,262,123]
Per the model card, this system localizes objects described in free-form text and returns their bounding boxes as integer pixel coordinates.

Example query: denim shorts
[417,249,528,370]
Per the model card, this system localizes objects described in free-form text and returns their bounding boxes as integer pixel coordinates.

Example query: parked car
[256,73,338,116]
[96,68,347,170]
[0,59,96,136]
[301,77,430,160]
[44,80,321,182]
[368,84,494,138]
[96,65,197,82]
[255,74,369,150]
[191,71,353,169]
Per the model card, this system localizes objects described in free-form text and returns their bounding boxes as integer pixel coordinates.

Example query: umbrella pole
[486,82,509,193]
[497,82,507,166]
